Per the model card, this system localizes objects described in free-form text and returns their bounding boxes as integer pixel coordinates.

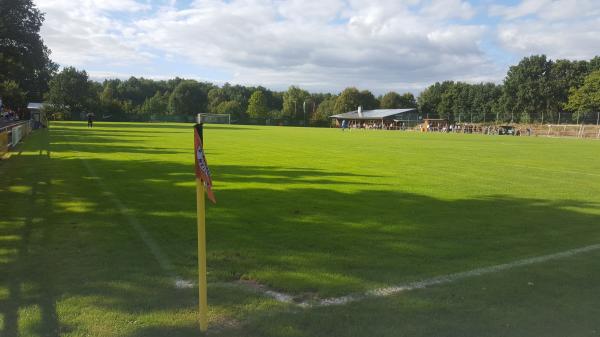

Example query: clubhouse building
[330,107,419,129]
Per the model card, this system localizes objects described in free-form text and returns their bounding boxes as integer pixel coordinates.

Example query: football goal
[197,113,231,124]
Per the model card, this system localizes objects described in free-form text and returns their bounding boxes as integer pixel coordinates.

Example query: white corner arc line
[243,243,600,308]
[314,243,600,307]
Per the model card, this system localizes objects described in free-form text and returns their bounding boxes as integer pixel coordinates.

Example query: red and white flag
[194,124,216,204]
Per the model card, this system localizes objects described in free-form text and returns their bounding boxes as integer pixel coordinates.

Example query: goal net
[197,113,231,124]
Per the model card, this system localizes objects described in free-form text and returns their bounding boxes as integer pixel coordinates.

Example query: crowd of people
[426,123,532,136]
[340,120,408,131]
[1,109,19,123]
[339,120,533,136]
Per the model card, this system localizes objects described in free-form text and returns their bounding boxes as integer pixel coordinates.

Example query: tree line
[2,0,599,125]
[41,69,418,125]
[419,55,600,124]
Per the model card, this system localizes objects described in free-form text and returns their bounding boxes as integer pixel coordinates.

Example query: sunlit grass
[1,122,599,336]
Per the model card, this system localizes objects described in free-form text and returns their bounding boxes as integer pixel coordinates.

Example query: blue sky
[35,0,600,94]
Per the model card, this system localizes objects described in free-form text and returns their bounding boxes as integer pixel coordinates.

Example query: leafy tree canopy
[282,86,310,119]
[0,0,57,102]
[45,67,92,118]
[334,87,361,114]
[565,70,600,121]
[168,80,208,115]
[247,90,268,118]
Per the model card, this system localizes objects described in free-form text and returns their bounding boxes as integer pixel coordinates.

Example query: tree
[282,86,310,120]
[502,55,554,122]
[45,67,92,119]
[380,92,401,109]
[246,90,268,118]
[312,96,337,123]
[471,83,502,122]
[220,83,252,111]
[549,59,589,114]
[0,80,27,110]
[359,90,378,110]
[418,81,454,117]
[334,87,362,114]
[168,80,207,115]
[0,0,57,102]
[399,93,417,108]
[215,100,243,119]
[565,70,600,122]
[140,91,168,115]
[207,88,227,113]
[382,91,417,109]
[589,56,600,72]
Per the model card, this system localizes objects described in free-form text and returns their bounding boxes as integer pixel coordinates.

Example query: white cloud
[36,0,153,66]
[130,0,493,92]
[491,0,600,61]
[490,0,600,20]
[497,19,600,60]
[421,0,476,20]
[37,0,544,93]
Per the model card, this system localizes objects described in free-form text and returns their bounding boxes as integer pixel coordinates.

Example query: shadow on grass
[1,128,600,337]
[0,130,63,337]
[53,121,259,131]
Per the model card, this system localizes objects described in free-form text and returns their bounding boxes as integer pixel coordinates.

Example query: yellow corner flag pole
[196,178,208,332]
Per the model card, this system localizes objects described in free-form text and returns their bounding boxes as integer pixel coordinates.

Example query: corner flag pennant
[194,124,216,204]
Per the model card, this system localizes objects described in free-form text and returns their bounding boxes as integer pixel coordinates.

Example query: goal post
[197,113,231,124]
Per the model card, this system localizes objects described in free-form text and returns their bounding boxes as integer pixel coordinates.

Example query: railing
[0,120,34,157]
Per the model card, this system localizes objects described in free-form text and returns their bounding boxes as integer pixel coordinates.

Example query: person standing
[87,113,94,128]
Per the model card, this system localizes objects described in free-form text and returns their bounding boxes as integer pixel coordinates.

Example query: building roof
[330,108,416,120]
[27,102,47,110]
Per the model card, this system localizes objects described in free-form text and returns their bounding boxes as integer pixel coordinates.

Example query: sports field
[2,122,600,337]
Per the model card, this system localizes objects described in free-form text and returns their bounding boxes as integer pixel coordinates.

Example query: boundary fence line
[0,120,34,157]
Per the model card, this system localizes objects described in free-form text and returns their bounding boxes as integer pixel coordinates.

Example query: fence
[0,120,34,157]
[431,111,600,126]
[531,124,600,139]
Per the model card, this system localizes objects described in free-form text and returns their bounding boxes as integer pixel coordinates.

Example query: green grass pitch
[1,121,600,336]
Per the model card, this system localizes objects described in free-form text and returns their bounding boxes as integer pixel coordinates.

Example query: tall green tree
[140,91,169,115]
[565,70,600,122]
[168,80,207,115]
[0,80,27,109]
[549,59,589,113]
[282,86,310,120]
[215,100,243,119]
[359,90,378,110]
[502,55,554,122]
[207,87,228,113]
[0,0,57,102]
[589,56,600,72]
[399,93,417,108]
[45,67,92,119]
[246,90,268,118]
[418,81,454,117]
[334,87,362,114]
[312,96,337,122]
[380,91,402,109]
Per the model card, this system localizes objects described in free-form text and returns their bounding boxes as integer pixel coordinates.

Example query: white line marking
[175,278,195,289]
[77,155,194,289]
[263,290,295,303]
[244,243,600,308]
